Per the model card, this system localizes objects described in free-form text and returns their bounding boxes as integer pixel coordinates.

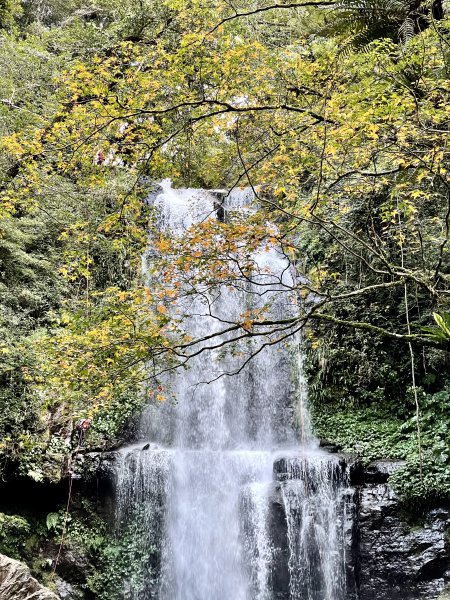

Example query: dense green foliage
[0,0,449,489]
[0,5,157,479]
[0,493,156,599]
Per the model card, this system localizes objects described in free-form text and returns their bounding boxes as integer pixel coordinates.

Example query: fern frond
[322,0,422,49]
[399,15,415,42]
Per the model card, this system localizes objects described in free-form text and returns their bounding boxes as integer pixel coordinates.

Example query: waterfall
[113,181,352,600]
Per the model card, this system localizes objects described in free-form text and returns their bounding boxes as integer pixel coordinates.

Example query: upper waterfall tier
[142,180,312,450]
[152,179,256,231]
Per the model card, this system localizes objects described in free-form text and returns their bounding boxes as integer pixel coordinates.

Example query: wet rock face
[0,553,60,600]
[269,454,358,600]
[80,448,450,600]
[357,481,450,600]
[361,459,407,483]
[269,455,450,600]
[268,484,290,599]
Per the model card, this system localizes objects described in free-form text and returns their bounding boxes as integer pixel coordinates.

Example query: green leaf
[433,312,450,340]
[46,512,59,531]
[27,469,43,482]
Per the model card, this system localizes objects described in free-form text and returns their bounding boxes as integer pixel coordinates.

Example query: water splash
[276,454,348,600]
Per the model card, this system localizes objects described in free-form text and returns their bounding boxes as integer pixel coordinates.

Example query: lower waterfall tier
[113,445,354,600]
[79,448,450,600]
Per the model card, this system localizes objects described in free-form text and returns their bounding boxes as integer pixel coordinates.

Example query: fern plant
[321,0,443,50]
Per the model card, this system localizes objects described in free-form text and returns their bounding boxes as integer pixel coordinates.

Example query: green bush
[312,388,450,504]
[312,405,416,463]
[0,512,31,559]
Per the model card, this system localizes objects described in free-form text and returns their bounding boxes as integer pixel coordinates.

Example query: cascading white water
[114,181,351,600]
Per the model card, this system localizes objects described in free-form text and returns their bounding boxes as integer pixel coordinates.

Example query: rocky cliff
[1,450,449,599]
[354,460,450,600]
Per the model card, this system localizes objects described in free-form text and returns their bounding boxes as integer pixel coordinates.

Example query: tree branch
[208,2,335,35]
[311,312,450,350]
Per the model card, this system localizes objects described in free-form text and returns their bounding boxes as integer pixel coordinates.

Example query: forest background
[1,0,450,594]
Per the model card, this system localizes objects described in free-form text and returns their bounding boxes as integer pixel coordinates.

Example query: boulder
[363,459,406,483]
[0,553,60,599]
[319,439,341,453]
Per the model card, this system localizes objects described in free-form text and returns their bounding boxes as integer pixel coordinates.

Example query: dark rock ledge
[348,458,450,600]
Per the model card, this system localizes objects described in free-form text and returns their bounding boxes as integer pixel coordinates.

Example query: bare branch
[207,2,335,35]
[311,312,449,350]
